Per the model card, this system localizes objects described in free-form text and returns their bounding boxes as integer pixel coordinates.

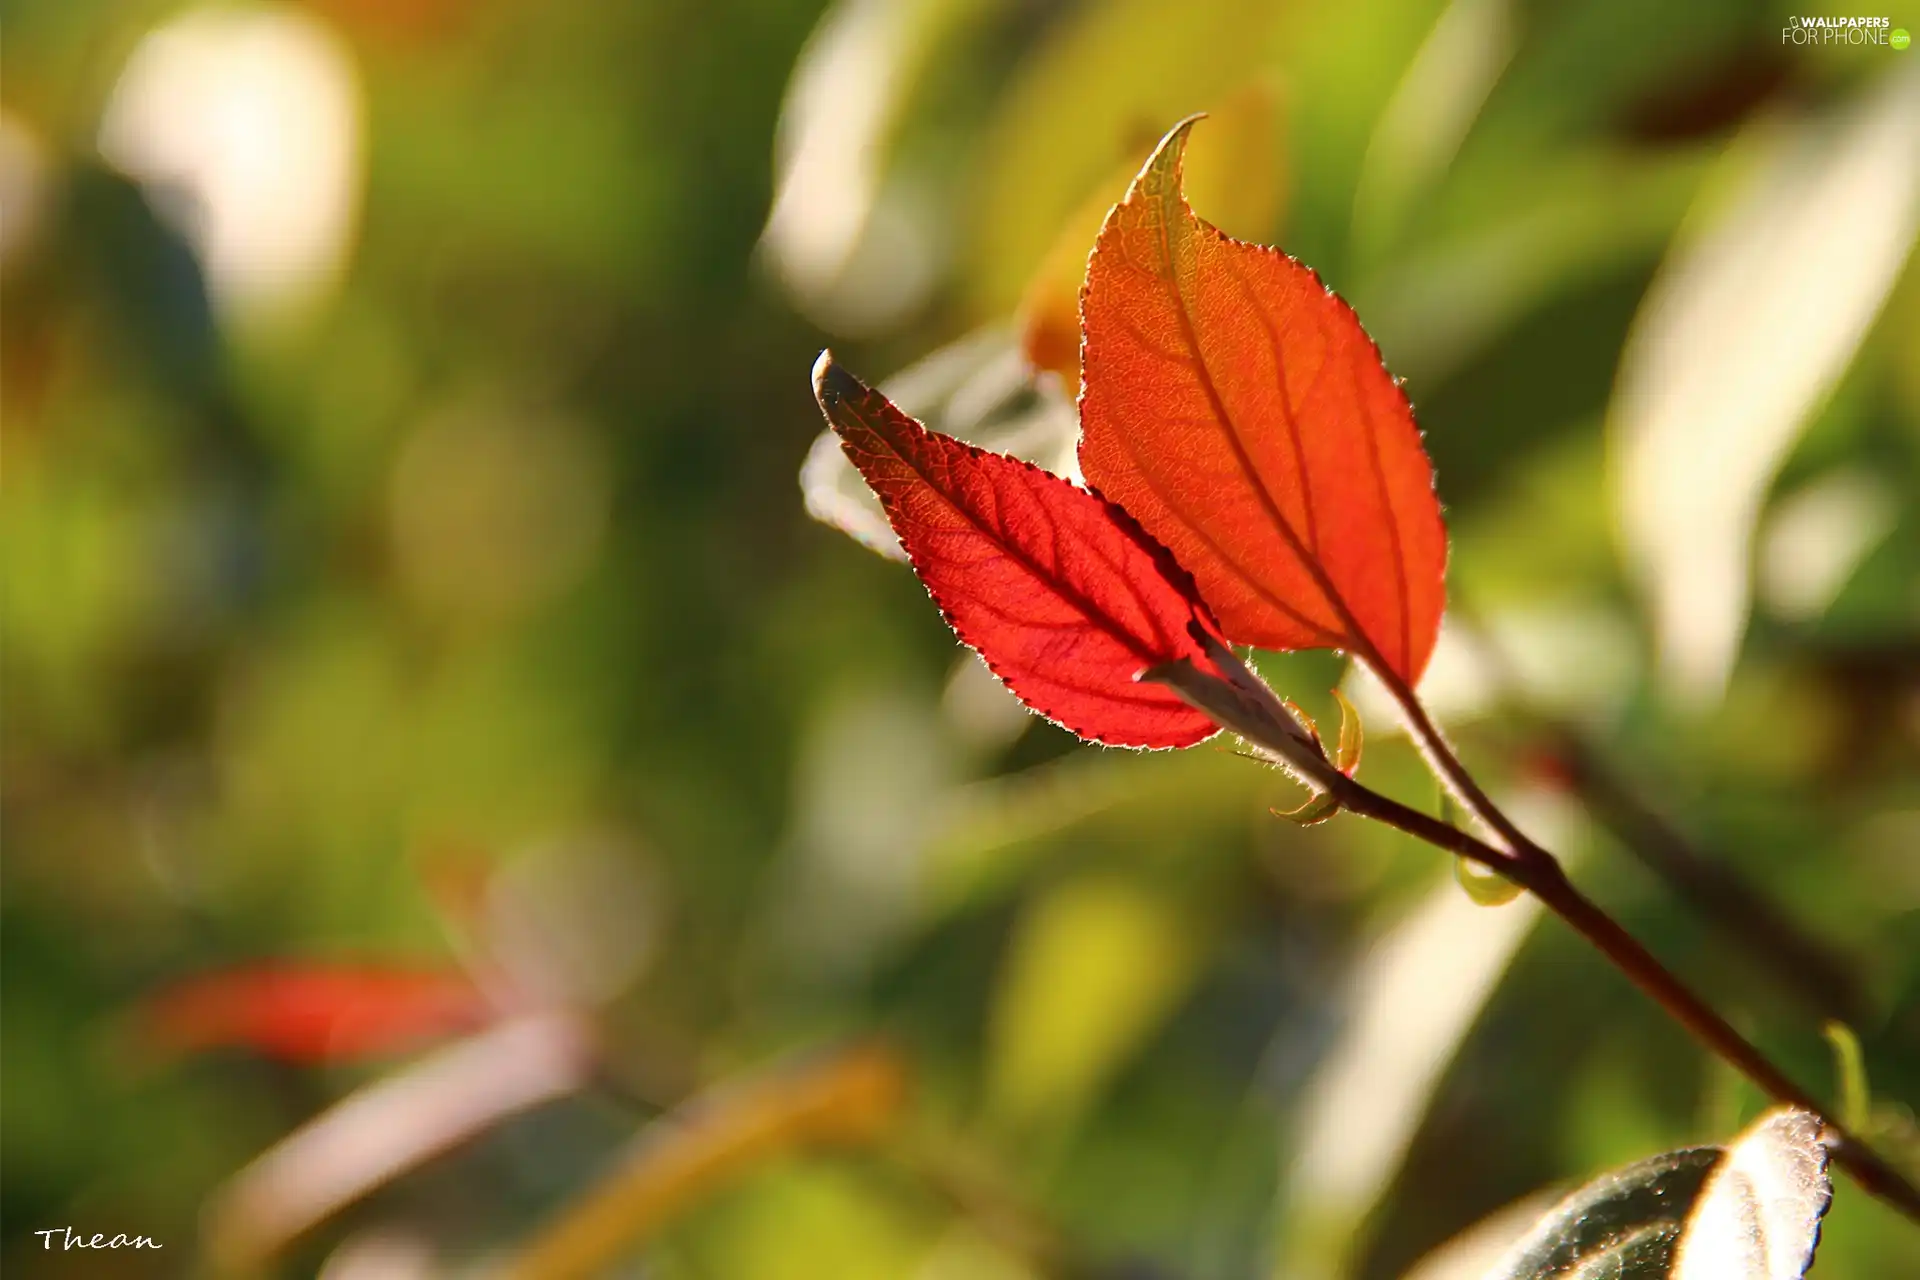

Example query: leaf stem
[1331,764,1920,1222]
[1445,605,1867,1025]
[1154,651,1920,1226]
[1363,659,1536,860]
[1551,730,1869,1024]
[1362,665,1920,1224]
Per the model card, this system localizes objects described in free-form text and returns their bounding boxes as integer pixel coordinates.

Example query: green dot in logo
[1894,28,1912,50]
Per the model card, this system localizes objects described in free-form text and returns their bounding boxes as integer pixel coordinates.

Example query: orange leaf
[1078,118,1446,684]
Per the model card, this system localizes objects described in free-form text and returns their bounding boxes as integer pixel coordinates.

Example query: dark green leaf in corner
[1479,1106,1831,1280]
[1482,1145,1721,1279]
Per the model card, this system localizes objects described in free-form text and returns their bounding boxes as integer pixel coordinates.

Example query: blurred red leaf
[145,965,495,1064]
[813,353,1221,748]
[1079,118,1447,684]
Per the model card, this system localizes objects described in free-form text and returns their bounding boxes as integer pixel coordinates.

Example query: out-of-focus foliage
[3,1,1917,1277]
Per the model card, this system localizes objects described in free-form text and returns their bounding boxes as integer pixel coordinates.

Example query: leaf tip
[1163,111,1209,143]
[811,349,860,414]
[1129,113,1208,204]
[1274,792,1339,826]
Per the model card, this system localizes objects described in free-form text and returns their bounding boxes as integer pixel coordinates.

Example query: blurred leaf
[1263,0,1451,270]
[1756,468,1900,624]
[801,326,1077,561]
[1016,80,1285,384]
[767,683,957,982]
[762,0,1004,331]
[1400,1195,1556,1280]
[141,964,494,1063]
[62,165,226,410]
[1350,0,1514,264]
[205,1014,592,1270]
[484,832,665,1010]
[500,1042,908,1280]
[987,873,1203,1131]
[965,0,1284,318]
[1613,69,1920,705]
[1357,148,1709,387]
[96,5,366,324]
[1278,863,1548,1280]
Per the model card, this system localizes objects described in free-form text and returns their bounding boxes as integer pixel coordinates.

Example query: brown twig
[1366,656,1919,1223]
[1446,605,1868,1026]
[1145,646,1920,1227]
[1543,731,1868,1026]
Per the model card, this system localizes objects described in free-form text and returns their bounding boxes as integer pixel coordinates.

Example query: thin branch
[1446,604,1868,1026]
[1366,666,1920,1225]
[1545,730,1869,1027]
[1362,657,1536,859]
[1145,652,1920,1227]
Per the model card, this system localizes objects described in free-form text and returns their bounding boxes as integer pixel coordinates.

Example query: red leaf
[1078,118,1447,685]
[144,965,494,1064]
[813,353,1220,748]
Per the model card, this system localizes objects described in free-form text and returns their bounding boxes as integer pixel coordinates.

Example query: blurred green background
[4,0,1918,1276]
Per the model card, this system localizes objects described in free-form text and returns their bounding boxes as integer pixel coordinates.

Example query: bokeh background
[5,0,1919,1276]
